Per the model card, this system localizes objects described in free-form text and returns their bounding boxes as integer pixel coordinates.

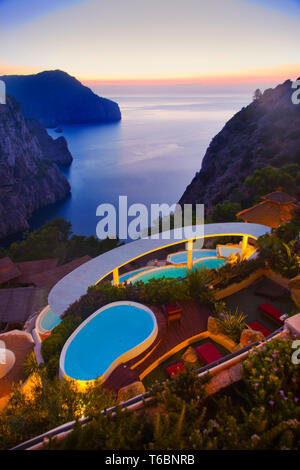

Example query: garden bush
[0,368,116,450]
[256,234,299,279]
[44,334,300,450]
[215,306,247,343]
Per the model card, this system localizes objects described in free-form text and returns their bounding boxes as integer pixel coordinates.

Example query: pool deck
[49,223,270,317]
[103,301,211,392]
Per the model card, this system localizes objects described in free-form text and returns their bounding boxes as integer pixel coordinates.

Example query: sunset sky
[0,0,299,94]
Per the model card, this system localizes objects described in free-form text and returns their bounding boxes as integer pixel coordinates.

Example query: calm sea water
[29,94,250,238]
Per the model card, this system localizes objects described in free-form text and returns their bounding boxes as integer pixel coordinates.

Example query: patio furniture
[258,303,286,325]
[196,343,223,365]
[248,321,271,338]
[166,362,184,377]
[162,303,182,325]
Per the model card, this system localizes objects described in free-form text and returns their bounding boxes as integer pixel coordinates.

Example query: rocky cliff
[26,118,73,166]
[180,79,300,212]
[0,70,121,127]
[0,96,71,238]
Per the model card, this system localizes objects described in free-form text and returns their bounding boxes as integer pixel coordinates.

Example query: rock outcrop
[180,79,300,212]
[26,118,73,166]
[240,329,264,347]
[0,96,70,239]
[0,70,121,127]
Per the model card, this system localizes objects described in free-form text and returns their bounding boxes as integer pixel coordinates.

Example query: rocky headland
[0,70,121,128]
[0,96,71,238]
[180,79,300,212]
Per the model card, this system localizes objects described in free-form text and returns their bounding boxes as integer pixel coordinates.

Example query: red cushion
[258,303,284,324]
[166,362,184,377]
[249,321,271,338]
[165,304,182,316]
[196,343,223,364]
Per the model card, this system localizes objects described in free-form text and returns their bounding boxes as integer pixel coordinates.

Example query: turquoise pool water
[62,303,156,381]
[40,308,61,331]
[168,249,217,264]
[119,267,154,283]
[131,257,227,283]
[194,258,227,269]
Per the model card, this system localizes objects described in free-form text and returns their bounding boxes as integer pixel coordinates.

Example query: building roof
[236,200,296,228]
[13,258,59,285]
[0,257,21,285]
[0,331,34,399]
[29,255,92,290]
[262,190,296,204]
[0,286,48,323]
[48,222,271,316]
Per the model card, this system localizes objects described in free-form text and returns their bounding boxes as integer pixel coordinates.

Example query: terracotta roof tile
[262,191,296,204]
[0,257,21,285]
[236,200,296,228]
[13,258,59,285]
[0,286,48,323]
[29,255,92,289]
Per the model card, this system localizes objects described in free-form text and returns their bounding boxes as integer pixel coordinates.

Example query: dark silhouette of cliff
[0,96,70,238]
[180,79,300,212]
[0,70,121,127]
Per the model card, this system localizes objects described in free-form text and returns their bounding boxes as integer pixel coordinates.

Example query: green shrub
[186,267,215,306]
[256,234,299,278]
[44,335,300,450]
[7,216,121,264]
[41,315,82,368]
[212,257,265,289]
[215,307,247,343]
[208,200,242,223]
[0,370,116,450]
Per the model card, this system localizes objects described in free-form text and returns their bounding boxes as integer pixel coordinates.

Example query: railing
[11,326,284,450]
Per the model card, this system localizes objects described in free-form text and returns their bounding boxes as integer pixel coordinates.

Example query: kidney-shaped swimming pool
[60,301,158,383]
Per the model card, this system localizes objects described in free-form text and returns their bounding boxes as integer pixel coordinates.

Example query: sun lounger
[196,343,223,364]
[258,303,286,325]
[248,321,271,338]
[166,362,184,377]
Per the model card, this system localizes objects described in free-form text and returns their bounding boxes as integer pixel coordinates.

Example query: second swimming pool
[129,257,227,283]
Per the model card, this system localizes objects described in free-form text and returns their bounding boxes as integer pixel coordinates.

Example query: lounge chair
[196,343,223,364]
[248,321,271,338]
[166,362,184,377]
[162,303,182,325]
[258,303,286,325]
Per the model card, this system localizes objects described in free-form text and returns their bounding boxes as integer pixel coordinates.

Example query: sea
[28,94,251,240]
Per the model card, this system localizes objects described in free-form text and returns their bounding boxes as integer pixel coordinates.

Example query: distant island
[0,70,121,127]
[180,79,300,214]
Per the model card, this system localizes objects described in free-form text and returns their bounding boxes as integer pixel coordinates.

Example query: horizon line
[0,63,299,88]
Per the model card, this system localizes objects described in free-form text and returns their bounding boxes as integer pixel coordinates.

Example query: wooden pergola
[236,189,297,229]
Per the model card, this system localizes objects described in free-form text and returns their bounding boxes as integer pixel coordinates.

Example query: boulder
[182,346,198,363]
[117,381,146,402]
[0,349,15,379]
[207,316,223,335]
[240,329,264,347]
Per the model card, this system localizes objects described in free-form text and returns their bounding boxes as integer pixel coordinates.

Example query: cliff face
[26,118,73,166]
[0,70,121,127]
[0,96,70,238]
[180,79,300,211]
